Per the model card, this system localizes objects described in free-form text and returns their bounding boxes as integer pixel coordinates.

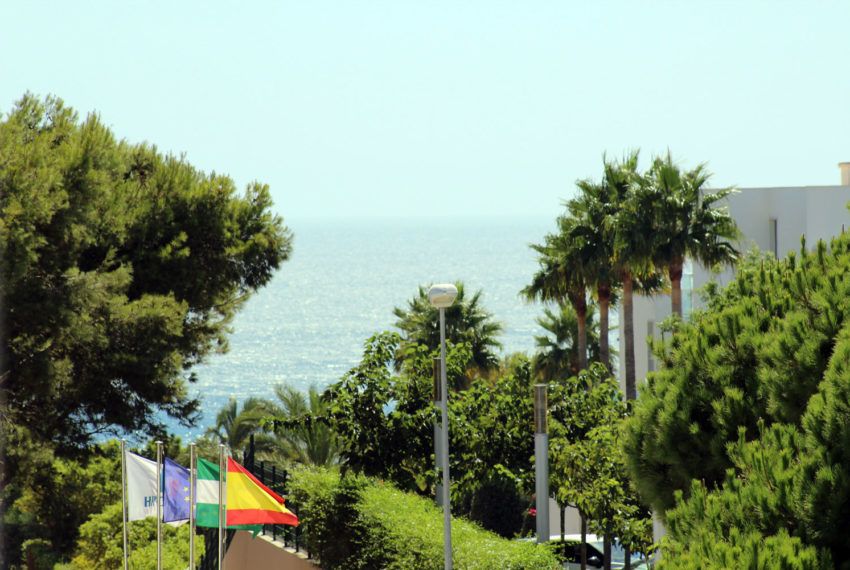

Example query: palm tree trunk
[669,258,684,318]
[598,284,611,373]
[623,272,636,400]
[576,301,588,372]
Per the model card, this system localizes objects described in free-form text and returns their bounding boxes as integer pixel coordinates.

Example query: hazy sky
[3,2,849,220]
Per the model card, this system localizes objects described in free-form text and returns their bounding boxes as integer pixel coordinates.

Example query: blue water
[174,216,556,438]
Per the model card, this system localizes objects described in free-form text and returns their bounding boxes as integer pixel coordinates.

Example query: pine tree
[623,231,850,565]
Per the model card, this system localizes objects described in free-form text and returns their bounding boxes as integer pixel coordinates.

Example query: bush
[468,475,526,538]
[4,438,123,567]
[658,528,830,569]
[288,467,559,569]
[68,502,204,570]
[623,238,850,564]
[20,538,58,569]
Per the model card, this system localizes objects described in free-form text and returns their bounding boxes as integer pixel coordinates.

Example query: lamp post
[428,283,458,570]
[432,357,444,506]
[534,384,550,543]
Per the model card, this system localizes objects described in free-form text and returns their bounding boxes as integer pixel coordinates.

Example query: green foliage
[4,438,122,565]
[323,331,457,491]
[324,333,538,536]
[658,527,829,569]
[624,232,850,565]
[393,282,503,374]
[642,152,739,276]
[0,93,292,454]
[524,215,591,311]
[68,502,204,570]
[205,396,280,457]
[19,539,58,569]
[287,468,560,570]
[449,354,536,519]
[284,467,351,564]
[623,251,795,512]
[548,365,653,555]
[268,383,341,467]
[532,302,602,381]
[468,475,527,539]
[606,150,657,279]
[663,424,806,549]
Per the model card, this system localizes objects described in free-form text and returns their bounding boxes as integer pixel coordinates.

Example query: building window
[769,218,778,258]
[647,320,656,373]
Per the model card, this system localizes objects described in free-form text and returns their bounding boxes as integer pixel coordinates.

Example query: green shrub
[20,538,58,569]
[658,528,830,569]
[623,238,850,564]
[468,475,526,538]
[288,467,559,569]
[67,502,203,570]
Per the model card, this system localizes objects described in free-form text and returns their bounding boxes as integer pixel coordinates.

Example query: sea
[170,216,557,439]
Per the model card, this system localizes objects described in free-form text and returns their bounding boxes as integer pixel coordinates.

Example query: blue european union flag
[163,457,191,522]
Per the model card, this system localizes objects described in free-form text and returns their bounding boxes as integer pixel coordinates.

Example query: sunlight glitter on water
[169,216,558,437]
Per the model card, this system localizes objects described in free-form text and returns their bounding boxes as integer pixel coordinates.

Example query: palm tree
[523,216,591,371]
[532,302,603,382]
[606,151,658,401]
[271,384,340,467]
[393,281,503,374]
[206,397,279,456]
[567,180,620,373]
[643,153,739,317]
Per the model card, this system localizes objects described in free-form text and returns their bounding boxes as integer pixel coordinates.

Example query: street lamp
[429,283,458,570]
[534,384,550,543]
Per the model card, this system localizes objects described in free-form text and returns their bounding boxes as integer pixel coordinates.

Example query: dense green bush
[623,234,850,565]
[68,502,204,570]
[658,527,829,570]
[468,475,526,538]
[19,539,58,569]
[323,333,537,534]
[288,468,559,570]
[4,439,122,565]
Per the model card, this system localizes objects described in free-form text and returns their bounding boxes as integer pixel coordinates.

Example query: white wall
[548,498,583,537]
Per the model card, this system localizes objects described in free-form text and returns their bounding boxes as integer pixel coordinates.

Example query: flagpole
[218,443,225,570]
[121,439,129,570]
[156,440,163,570]
[189,442,196,570]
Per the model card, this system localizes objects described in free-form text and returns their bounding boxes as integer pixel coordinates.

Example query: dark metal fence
[244,458,306,557]
[198,528,235,570]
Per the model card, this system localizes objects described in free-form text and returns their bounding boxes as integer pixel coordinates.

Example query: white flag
[126,451,159,521]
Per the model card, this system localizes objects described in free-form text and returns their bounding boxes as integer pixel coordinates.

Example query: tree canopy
[524,216,592,371]
[640,152,738,317]
[532,302,601,382]
[392,281,503,376]
[548,365,653,566]
[0,94,292,454]
[623,233,850,565]
[322,331,541,536]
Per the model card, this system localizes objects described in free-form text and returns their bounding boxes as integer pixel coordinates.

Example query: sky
[2,1,850,220]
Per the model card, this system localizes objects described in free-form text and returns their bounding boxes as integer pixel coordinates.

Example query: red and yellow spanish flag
[225,457,299,526]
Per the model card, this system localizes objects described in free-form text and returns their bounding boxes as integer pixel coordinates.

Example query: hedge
[288,468,559,570]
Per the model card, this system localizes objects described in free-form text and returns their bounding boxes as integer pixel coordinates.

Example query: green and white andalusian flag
[195,457,261,535]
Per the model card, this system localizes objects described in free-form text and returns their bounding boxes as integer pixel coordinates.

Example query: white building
[619,162,850,395]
